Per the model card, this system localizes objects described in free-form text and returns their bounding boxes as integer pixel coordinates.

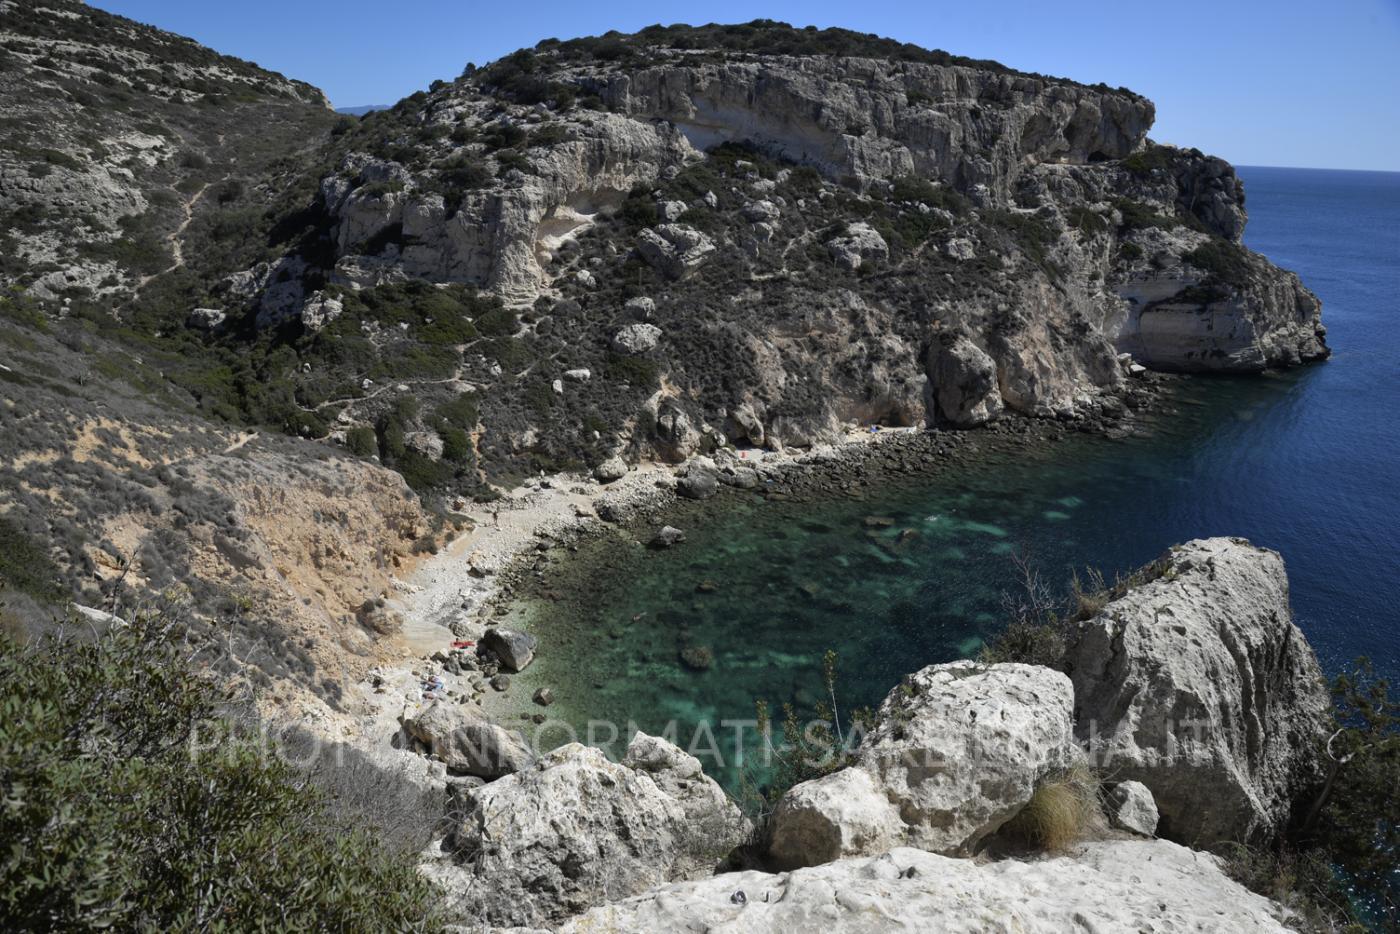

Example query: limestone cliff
[1,18,1327,495]
[262,24,1326,478]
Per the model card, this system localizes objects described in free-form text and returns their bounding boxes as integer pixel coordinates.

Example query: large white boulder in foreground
[1064,537,1329,845]
[560,840,1291,933]
[768,662,1078,868]
[439,734,749,928]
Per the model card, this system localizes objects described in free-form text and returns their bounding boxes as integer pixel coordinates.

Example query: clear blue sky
[90,0,1400,171]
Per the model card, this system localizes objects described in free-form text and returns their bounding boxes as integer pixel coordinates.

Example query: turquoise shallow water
[507,167,1400,783]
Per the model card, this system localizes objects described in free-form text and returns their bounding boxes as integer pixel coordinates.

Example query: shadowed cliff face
[0,18,1326,496]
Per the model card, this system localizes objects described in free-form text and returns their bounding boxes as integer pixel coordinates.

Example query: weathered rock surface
[561,840,1290,933]
[926,334,1004,427]
[186,307,227,332]
[1104,780,1159,836]
[767,767,903,870]
[635,224,717,278]
[593,455,629,483]
[675,459,719,500]
[480,628,538,673]
[826,222,889,271]
[440,735,750,927]
[1064,537,1329,845]
[400,703,533,780]
[767,662,1078,868]
[611,323,663,355]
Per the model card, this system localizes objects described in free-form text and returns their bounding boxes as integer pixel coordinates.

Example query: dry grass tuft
[1004,765,1097,852]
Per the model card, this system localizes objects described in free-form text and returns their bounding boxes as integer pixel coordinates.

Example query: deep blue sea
[509,167,1400,780]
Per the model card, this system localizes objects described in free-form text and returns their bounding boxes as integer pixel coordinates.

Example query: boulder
[401,703,533,780]
[650,525,686,548]
[186,307,226,331]
[650,400,700,461]
[767,767,903,870]
[636,224,716,279]
[927,334,1004,427]
[404,430,444,461]
[742,199,781,222]
[563,367,591,382]
[766,662,1078,867]
[1104,781,1158,836]
[624,296,656,320]
[480,627,538,673]
[594,455,629,483]
[298,290,343,331]
[658,199,688,221]
[676,461,718,500]
[559,841,1291,933]
[826,222,889,271]
[1064,538,1329,846]
[611,323,662,355]
[943,237,976,261]
[443,736,750,927]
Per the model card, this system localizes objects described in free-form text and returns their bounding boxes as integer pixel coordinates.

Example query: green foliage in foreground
[0,612,442,932]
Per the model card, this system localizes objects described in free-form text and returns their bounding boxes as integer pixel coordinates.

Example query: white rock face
[635,223,716,278]
[826,222,889,271]
[767,767,902,870]
[1064,537,1329,845]
[439,736,750,928]
[766,662,1078,868]
[298,291,343,331]
[1104,780,1159,836]
[400,703,533,780]
[742,199,782,222]
[926,335,1004,427]
[561,840,1290,934]
[611,323,662,354]
[589,55,1152,198]
[186,307,226,331]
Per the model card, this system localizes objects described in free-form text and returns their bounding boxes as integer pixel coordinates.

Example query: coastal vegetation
[0,607,442,931]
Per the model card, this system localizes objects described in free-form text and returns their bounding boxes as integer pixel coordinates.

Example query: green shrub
[0,613,442,930]
[345,426,378,457]
[1183,238,1252,289]
[888,176,969,215]
[1120,144,1176,178]
[1068,205,1108,235]
[472,306,517,337]
[0,518,64,604]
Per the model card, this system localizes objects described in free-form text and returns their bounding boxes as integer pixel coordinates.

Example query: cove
[499,166,1400,787]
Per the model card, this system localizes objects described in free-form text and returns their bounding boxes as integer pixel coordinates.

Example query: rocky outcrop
[1064,537,1329,845]
[580,53,1153,197]
[560,840,1290,933]
[767,662,1078,868]
[400,703,533,779]
[925,334,1004,427]
[439,735,750,927]
[826,222,889,271]
[635,223,717,278]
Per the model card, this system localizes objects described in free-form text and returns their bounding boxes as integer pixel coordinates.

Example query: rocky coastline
[371,532,1327,932]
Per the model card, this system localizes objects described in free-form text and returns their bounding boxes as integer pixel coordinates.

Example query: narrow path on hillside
[137,180,211,290]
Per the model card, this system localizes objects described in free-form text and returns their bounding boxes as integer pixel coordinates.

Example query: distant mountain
[335,104,390,115]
